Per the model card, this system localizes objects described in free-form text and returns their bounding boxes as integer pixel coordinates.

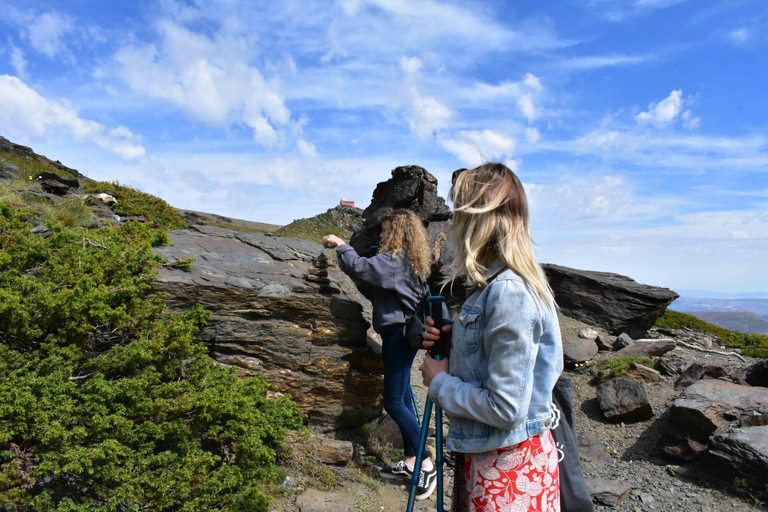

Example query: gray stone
[613,333,634,351]
[585,478,633,506]
[563,337,599,364]
[742,360,768,388]
[596,333,615,351]
[597,377,654,423]
[674,363,706,390]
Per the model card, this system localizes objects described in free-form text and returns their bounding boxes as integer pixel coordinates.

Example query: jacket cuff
[336,244,354,256]
[428,371,449,403]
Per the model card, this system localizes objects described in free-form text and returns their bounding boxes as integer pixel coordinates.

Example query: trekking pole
[409,383,421,424]
[406,296,447,512]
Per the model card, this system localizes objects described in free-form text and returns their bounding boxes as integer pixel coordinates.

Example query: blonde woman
[422,163,563,511]
[322,209,438,500]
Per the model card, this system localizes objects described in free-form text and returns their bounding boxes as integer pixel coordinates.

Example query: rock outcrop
[153,225,383,431]
[542,264,679,337]
[660,380,768,460]
[349,165,451,259]
[707,426,768,491]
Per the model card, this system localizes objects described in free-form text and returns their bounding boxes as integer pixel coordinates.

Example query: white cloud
[526,127,541,144]
[517,94,538,122]
[400,56,451,138]
[27,11,74,58]
[635,90,684,127]
[439,129,517,166]
[113,19,292,148]
[559,54,653,70]
[9,44,28,80]
[0,75,145,161]
[297,139,318,158]
[728,27,751,46]
[681,109,701,130]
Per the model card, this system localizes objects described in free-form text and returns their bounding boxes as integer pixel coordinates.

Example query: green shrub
[656,310,768,358]
[83,181,187,231]
[0,202,301,511]
[595,355,657,383]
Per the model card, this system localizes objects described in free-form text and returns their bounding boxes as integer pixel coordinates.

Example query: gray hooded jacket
[336,244,428,333]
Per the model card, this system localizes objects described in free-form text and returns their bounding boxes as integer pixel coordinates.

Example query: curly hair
[379,209,431,279]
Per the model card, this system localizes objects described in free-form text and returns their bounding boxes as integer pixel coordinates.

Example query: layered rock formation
[543,264,679,337]
[349,165,451,259]
[153,225,383,431]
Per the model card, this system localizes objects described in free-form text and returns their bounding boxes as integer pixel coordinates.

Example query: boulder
[563,337,598,364]
[742,360,768,388]
[674,363,705,390]
[613,339,676,358]
[349,165,451,259]
[153,225,383,431]
[585,478,632,506]
[660,380,768,460]
[596,377,654,423]
[36,171,80,192]
[707,426,768,491]
[542,264,678,337]
[595,333,615,351]
[579,327,599,340]
[612,333,634,351]
[624,363,664,384]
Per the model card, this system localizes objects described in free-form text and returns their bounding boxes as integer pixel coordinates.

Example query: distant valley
[669,296,768,334]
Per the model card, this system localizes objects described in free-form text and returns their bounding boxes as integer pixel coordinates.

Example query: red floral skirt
[458,430,560,512]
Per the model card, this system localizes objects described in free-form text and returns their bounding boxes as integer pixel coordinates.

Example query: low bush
[83,181,187,231]
[0,203,302,511]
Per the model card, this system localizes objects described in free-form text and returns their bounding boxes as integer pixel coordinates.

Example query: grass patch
[84,181,187,230]
[0,152,76,181]
[596,355,657,383]
[202,221,273,233]
[0,181,93,228]
[277,210,362,245]
[657,310,768,358]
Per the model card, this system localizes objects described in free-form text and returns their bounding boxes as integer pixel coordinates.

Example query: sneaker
[415,466,437,501]
[379,460,413,480]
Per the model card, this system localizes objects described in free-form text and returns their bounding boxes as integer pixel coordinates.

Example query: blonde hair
[379,209,431,279]
[443,163,555,309]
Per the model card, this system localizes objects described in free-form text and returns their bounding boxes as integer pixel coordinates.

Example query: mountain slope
[683,310,768,335]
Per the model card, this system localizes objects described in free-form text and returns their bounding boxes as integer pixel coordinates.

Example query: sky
[1,0,767,294]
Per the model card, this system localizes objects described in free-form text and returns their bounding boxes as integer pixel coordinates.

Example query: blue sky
[1,0,767,293]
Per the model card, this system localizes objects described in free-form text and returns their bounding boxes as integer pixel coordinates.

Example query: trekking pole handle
[427,296,448,360]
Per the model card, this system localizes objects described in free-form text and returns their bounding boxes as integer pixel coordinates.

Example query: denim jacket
[428,265,563,453]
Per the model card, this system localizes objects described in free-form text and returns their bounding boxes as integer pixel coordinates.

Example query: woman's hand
[421,353,449,387]
[422,316,452,350]
[322,235,346,249]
